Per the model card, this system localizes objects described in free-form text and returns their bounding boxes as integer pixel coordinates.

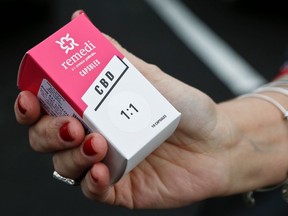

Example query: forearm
[218,76,288,195]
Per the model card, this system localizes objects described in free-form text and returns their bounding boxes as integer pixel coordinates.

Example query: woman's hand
[14,10,288,209]
[14,34,231,209]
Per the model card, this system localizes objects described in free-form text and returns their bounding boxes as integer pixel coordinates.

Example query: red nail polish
[59,122,74,142]
[17,95,27,115]
[83,137,97,156]
[90,172,98,183]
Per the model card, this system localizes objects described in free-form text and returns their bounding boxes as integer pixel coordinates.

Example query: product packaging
[17,13,181,184]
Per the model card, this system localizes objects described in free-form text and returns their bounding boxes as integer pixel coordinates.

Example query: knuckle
[147,63,161,73]
[145,63,164,80]
[28,128,42,152]
[52,154,60,169]
[28,117,61,152]
[44,123,58,149]
[70,149,85,170]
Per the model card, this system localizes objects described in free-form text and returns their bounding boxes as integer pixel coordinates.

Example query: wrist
[218,93,288,195]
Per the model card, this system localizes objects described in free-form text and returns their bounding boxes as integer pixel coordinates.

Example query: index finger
[14,91,41,125]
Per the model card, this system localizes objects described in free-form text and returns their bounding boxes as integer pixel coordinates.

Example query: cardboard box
[17,13,181,184]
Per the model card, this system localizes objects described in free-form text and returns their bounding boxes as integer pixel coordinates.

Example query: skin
[14,10,288,209]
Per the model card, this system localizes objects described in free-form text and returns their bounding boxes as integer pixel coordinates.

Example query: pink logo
[56,33,79,54]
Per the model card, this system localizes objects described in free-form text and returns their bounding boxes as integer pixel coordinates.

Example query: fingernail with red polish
[17,95,27,115]
[59,122,74,142]
[83,137,97,156]
[90,172,98,183]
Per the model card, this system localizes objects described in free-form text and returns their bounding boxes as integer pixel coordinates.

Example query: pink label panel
[29,14,124,113]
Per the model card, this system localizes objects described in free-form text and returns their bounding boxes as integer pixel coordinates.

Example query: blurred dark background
[1,0,288,215]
